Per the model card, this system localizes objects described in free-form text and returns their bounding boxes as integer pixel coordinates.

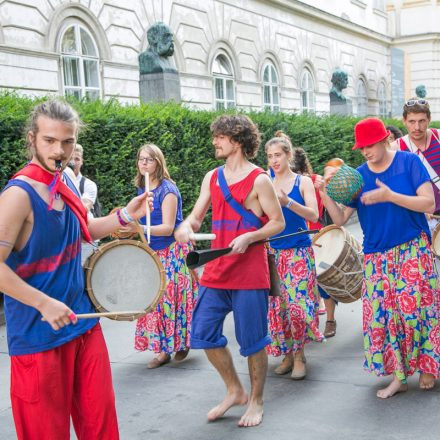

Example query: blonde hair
[74,144,84,156]
[265,130,294,164]
[134,143,173,188]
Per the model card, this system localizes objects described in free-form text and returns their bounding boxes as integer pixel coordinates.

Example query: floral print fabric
[267,245,324,356]
[363,233,440,380]
[135,242,198,354]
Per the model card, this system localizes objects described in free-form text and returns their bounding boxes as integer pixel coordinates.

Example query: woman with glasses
[130,144,198,368]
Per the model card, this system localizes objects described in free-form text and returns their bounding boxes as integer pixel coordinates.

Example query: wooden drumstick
[41,311,146,321]
[430,214,440,219]
[189,233,216,241]
[75,311,145,319]
[145,171,151,243]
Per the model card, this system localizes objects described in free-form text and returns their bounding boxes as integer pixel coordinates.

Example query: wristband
[286,198,294,209]
[121,207,134,223]
[116,208,129,226]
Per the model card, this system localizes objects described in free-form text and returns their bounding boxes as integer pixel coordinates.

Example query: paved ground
[1,222,439,439]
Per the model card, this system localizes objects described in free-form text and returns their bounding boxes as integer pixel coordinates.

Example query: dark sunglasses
[405,99,429,106]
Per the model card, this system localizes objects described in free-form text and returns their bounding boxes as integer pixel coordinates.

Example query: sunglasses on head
[405,99,429,106]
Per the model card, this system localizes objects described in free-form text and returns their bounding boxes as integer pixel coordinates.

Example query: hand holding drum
[324,158,364,206]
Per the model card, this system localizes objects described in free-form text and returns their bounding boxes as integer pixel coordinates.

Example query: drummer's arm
[175,170,213,242]
[0,187,75,330]
[313,173,354,226]
[88,191,153,240]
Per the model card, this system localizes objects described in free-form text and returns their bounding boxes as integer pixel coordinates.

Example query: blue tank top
[137,179,183,251]
[270,175,311,249]
[4,177,97,356]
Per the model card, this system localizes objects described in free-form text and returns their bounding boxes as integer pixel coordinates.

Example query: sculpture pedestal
[140,71,181,103]
[330,101,353,116]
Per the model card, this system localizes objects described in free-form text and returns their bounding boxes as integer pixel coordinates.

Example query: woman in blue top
[318,118,439,398]
[131,143,198,368]
[265,132,324,380]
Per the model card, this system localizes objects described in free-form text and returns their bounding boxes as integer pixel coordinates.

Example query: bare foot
[376,376,408,399]
[207,390,248,422]
[419,373,436,390]
[238,400,264,427]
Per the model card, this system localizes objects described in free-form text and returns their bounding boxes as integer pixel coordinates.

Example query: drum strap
[217,166,262,229]
[217,166,281,297]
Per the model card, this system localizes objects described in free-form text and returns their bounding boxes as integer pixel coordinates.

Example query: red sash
[13,163,92,243]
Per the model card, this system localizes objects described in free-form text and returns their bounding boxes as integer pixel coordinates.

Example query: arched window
[378,82,387,117]
[300,68,315,112]
[262,63,280,112]
[212,54,235,110]
[60,24,100,99]
[356,79,368,116]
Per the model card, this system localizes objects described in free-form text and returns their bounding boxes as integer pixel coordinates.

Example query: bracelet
[121,207,134,223]
[116,208,129,226]
[286,198,294,209]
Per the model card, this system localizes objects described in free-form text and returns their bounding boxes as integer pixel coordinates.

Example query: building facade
[0,0,438,118]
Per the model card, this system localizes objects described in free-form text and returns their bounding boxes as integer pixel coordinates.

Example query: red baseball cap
[352,118,390,150]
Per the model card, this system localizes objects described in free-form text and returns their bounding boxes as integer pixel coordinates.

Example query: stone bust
[139,22,177,74]
[415,84,427,98]
[329,69,349,103]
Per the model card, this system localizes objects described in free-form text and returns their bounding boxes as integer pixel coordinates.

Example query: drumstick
[145,171,151,243]
[189,233,216,241]
[75,311,145,319]
[41,311,146,321]
[430,214,440,219]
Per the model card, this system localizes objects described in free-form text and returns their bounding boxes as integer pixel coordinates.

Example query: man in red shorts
[175,115,284,427]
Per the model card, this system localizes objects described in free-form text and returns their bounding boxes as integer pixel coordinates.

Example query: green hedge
[0,92,417,221]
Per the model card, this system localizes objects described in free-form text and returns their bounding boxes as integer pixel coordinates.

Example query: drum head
[313,226,346,276]
[433,223,440,257]
[85,240,165,320]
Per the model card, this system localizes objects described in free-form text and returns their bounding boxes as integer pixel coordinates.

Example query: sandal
[147,354,171,369]
[324,320,337,338]
[174,348,190,362]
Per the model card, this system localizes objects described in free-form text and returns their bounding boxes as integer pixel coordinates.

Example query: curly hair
[210,115,261,159]
[291,147,314,176]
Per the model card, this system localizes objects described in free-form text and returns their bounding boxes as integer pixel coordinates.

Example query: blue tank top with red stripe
[4,177,97,356]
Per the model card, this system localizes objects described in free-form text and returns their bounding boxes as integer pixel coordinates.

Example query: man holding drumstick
[317,117,439,399]
[175,115,284,427]
[0,99,152,439]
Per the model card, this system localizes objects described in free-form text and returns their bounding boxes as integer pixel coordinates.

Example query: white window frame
[262,62,280,112]
[212,53,235,110]
[356,79,368,116]
[300,68,315,112]
[60,24,101,100]
[378,82,387,117]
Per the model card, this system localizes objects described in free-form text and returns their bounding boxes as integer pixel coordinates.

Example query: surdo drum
[431,222,440,258]
[312,225,363,303]
[84,240,166,320]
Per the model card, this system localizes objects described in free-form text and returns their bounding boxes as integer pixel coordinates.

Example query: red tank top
[201,167,270,289]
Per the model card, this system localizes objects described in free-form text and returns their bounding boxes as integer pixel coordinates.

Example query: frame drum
[84,240,166,320]
[431,222,440,258]
[312,225,363,303]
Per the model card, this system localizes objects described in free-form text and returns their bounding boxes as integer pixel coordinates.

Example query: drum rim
[84,239,167,321]
[312,225,352,277]
[432,222,440,257]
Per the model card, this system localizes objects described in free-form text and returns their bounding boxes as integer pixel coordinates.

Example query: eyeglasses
[405,99,429,107]
[138,157,155,164]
